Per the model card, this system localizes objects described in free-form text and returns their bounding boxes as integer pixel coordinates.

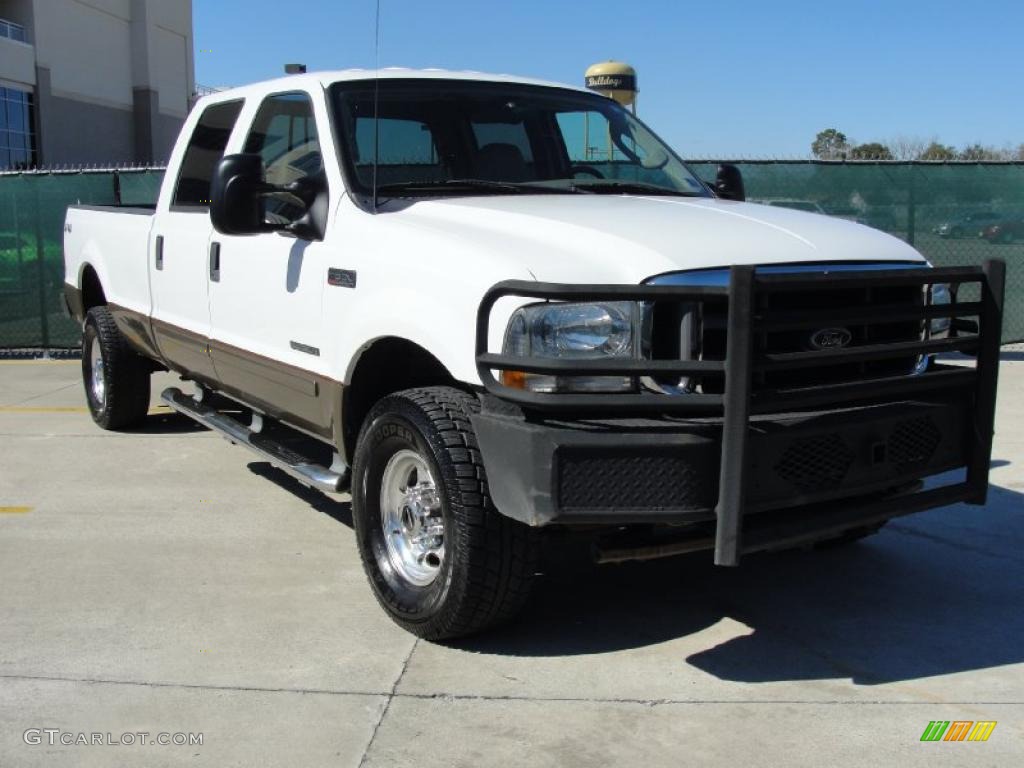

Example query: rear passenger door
[207,91,334,438]
[150,99,243,383]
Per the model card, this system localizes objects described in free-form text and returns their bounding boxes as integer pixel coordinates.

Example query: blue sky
[194,0,1023,158]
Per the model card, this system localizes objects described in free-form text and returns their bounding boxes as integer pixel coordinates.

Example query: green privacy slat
[0,170,164,349]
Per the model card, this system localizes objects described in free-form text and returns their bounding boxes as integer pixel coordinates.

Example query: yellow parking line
[0,405,169,414]
[0,360,77,366]
[0,406,89,413]
[0,506,32,514]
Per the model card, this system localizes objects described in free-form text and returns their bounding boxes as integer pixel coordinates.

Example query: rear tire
[351,386,536,640]
[82,306,151,430]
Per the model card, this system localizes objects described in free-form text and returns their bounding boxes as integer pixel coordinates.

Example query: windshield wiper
[569,181,699,197]
[375,179,582,196]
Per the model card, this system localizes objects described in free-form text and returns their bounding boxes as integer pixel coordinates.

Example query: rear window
[173,100,244,208]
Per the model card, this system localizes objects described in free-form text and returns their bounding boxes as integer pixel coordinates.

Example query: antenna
[372,0,381,212]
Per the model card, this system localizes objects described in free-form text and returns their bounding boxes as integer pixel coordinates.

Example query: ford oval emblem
[810,327,853,350]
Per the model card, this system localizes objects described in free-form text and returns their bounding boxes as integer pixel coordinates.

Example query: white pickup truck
[64,69,1004,639]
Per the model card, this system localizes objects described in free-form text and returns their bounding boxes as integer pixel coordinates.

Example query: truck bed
[64,205,155,319]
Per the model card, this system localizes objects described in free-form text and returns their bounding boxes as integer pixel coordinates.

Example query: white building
[0,0,194,168]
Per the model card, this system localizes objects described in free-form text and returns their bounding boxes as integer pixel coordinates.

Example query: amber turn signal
[500,370,528,389]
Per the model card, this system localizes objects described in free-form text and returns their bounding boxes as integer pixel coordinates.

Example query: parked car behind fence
[936,211,1002,239]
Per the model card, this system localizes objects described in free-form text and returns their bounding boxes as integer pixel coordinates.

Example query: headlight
[930,283,951,336]
[501,301,637,393]
[913,282,952,375]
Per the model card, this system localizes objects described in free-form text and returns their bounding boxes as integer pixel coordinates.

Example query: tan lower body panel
[113,305,343,452]
[210,338,340,444]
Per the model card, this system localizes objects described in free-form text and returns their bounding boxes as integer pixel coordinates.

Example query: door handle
[209,241,220,282]
[155,235,164,270]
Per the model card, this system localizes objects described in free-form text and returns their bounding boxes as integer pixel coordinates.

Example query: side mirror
[211,154,274,236]
[210,153,328,240]
[714,163,745,202]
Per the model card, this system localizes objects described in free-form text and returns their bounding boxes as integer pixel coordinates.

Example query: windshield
[329,79,709,200]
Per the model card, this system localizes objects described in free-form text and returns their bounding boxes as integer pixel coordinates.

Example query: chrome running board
[161,387,348,493]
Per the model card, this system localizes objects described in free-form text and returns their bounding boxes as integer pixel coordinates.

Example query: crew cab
[63,70,1005,639]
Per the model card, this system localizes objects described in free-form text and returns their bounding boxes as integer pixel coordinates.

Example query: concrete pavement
[0,358,1022,767]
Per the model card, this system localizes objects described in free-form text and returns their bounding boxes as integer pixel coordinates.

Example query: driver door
[207,91,333,437]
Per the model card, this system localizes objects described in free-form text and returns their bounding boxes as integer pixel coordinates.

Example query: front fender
[332,285,491,385]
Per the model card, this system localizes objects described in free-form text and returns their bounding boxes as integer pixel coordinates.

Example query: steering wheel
[568,164,605,179]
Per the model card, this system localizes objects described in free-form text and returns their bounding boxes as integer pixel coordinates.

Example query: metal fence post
[32,180,51,350]
[906,165,916,246]
[12,189,24,288]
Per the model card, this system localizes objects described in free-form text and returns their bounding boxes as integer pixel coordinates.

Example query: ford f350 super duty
[64,70,1005,639]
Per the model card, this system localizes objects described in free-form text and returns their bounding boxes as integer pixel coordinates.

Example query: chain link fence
[0,162,1021,351]
[0,168,163,351]
[689,161,1024,344]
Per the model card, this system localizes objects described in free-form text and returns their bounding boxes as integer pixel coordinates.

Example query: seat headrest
[476,142,529,182]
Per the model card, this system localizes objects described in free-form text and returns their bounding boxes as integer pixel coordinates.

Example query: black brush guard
[475,260,1005,566]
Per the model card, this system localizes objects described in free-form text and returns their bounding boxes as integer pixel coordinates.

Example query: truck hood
[391,194,925,283]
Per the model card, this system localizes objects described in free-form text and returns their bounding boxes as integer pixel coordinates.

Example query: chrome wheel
[89,337,106,407]
[379,449,445,586]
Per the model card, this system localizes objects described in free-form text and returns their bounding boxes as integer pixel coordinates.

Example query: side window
[244,92,322,220]
[173,100,244,208]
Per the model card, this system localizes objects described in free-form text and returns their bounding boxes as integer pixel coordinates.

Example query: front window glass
[244,92,323,221]
[353,117,442,186]
[330,79,707,198]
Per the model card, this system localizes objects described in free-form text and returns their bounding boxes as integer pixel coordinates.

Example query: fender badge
[328,268,357,289]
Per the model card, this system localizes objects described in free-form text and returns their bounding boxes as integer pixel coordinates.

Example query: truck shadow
[124,409,206,434]
[458,481,1024,686]
[245,461,354,528]
[242,449,1023,686]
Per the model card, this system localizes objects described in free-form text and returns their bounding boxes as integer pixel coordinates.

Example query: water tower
[584,61,638,113]
[582,61,638,162]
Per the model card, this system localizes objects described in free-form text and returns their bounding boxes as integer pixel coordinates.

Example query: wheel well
[80,265,106,312]
[342,338,460,459]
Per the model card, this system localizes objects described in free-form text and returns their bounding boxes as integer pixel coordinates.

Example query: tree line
[811,129,1024,161]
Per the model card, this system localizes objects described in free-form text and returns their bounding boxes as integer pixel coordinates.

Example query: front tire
[351,387,536,640]
[82,306,151,430]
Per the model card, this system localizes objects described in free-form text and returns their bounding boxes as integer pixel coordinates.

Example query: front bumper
[473,395,969,526]
[474,261,1006,565]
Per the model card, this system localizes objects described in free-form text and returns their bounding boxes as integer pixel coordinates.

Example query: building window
[0,88,37,170]
[0,18,28,43]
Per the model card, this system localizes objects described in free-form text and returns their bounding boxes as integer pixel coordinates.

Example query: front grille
[649,282,924,394]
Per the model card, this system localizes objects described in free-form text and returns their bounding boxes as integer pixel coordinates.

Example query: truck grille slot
[774,433,854,493]
[888,416,942,469]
